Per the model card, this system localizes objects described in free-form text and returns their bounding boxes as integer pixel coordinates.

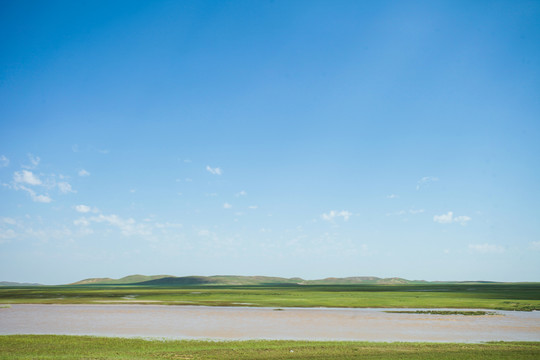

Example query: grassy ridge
[70,275,420,286]
[1,283,539,311]
[1,336,539,359]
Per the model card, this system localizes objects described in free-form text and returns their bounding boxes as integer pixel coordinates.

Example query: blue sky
[1,0,539,284]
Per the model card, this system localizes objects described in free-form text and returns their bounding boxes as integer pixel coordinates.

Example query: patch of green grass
[384,310,497,316]
[1,283,539,311]
[0,335,539,359]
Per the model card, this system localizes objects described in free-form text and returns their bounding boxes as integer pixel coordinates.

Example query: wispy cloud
[386,210,406,216]
[82,213,151,237]
[1,217,17,225]
[321,210,352,222]
[75,205,91,213]
[29,154,40,167]
[58,182,75,194]
[0,155,9,167]
[223,203,232,209]
[78,169,90,177]
[530,241,540,250]
[386,208,424,216]
[73,218,90,226]
[468,243,505,254]
[74,205,98,213]
[14,170,42,185]
[16,185,51,203]
[0,228,16,241]
[248,205,258,210]
[386,194,398,199]
[197,229,211,237]
[206,165,222,175]
[416,176,438,190]
[11,170,52,202]
[21,153,40,169]
[154,222,183,229]
[235,190,247,197]
[433,211,471,225]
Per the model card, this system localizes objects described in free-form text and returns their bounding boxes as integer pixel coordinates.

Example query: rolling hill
[70,275,427,286]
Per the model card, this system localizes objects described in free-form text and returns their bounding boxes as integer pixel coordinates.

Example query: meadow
[0,336,539,359]
[0,283,539,311]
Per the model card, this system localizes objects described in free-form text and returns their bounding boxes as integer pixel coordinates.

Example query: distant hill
[70,274,171,285]
[0,281,42,286]
[301,277,428,285]
[138,275,303,286]
[69,275,426,286]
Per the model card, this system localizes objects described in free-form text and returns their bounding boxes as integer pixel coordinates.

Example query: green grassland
[0,336,539,359]
[1,283,539,311]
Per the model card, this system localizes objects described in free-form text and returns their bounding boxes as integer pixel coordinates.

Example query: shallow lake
[1,304,539,342]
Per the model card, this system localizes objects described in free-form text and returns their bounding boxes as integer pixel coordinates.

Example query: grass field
[1,283,539,311]
[0,336,539,359]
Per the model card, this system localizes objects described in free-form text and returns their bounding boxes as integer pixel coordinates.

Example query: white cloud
[75,205,92,213]
[416,176,438,190]
[433,211,471,225]
[32,194,52,203]
[198,229,211,237]
[388,209,424,216]
[90,213,150,236]
[14,170,42,185]
[21,153,40,169]
[223,203,232,209]
[14,184,51,203]
[468,243,505,254]
[235,190,247,197]
[1,217,17,225]
[0,228,16,240]
[248,205,258,209]
[453,215,471,225]
[206,165,222,175]
[433,212,453,223]
[78,169,90,177]
[73,218,90,227]
[321,210,352,222]
[155,222,183,229]
[0,155,9,167]
[386,194,398,199]
[58,182,75,194]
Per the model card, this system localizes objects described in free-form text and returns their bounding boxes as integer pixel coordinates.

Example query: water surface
[1,304,539,342]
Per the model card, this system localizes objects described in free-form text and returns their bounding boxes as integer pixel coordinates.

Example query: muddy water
[1,304,539,342]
